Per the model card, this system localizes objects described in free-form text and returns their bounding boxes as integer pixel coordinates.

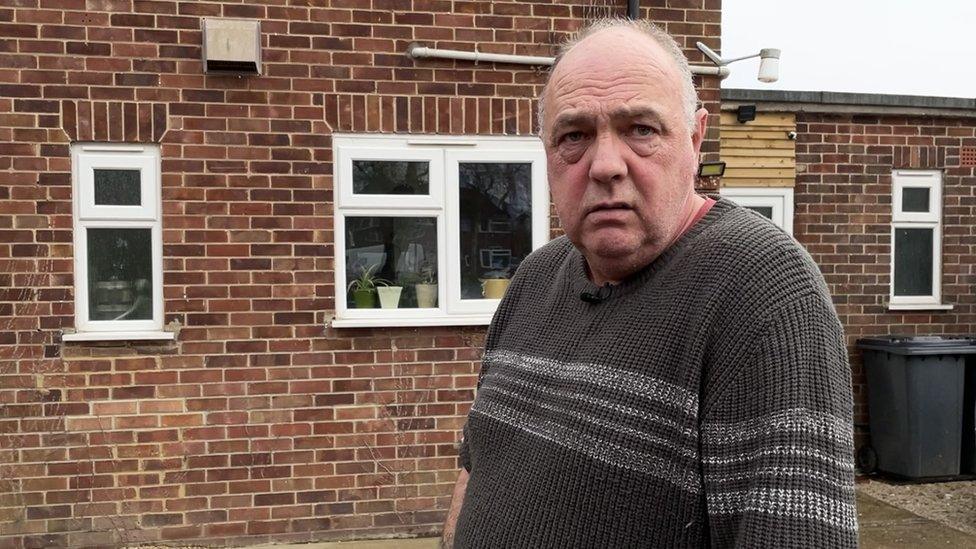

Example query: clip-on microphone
[580,283,613,304]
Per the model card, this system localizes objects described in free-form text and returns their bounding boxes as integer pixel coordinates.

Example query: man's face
[542,28,707,280]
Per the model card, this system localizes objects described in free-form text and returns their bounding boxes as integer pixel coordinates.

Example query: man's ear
[691,107,708,155]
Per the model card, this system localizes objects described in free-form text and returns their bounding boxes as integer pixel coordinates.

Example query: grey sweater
[454,198,857,548]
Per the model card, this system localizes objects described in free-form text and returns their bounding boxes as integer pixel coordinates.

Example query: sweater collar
[566,196,737,302]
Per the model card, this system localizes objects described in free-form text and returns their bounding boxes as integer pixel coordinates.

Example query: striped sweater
[454,198,857,548]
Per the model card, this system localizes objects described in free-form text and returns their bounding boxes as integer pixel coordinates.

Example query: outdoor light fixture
[696,42,780,83]
[698,161,726,178]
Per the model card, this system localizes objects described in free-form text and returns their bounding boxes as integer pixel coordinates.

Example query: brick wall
[0,1,722,546]
[793,112,976,445]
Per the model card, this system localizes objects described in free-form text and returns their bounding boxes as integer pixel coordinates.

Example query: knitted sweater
[454,198,857,548]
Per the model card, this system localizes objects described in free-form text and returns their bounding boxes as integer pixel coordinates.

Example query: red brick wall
[793,112,976,446]
[0,1,722,546]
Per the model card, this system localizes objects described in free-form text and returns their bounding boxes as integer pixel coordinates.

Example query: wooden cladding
[719,112,796,187]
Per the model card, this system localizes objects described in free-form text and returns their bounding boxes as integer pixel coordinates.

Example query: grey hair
[538,18,700,136]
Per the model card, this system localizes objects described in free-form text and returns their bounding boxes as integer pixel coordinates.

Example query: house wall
[0,1,722,547]
[791,111,976,446]
[719,111,796,187]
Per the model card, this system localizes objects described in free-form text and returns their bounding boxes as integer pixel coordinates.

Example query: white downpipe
[406,43,730,78]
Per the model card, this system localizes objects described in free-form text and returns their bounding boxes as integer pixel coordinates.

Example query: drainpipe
[405,43,730,78]
[628,0,640,19]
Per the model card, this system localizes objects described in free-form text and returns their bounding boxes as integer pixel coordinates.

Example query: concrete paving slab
[858,492,976,548]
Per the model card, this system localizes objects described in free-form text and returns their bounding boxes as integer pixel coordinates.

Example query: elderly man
[442,18,857,548]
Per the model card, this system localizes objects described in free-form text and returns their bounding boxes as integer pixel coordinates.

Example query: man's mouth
[585,202,633,224]
[588,202,632,214]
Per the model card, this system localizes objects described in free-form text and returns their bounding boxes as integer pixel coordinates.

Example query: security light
[696,42,780,83]
[698,161,726,178]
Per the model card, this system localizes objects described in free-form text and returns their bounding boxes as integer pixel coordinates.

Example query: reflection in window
[87,228,153,321]
[458,163,532,299]
[747,206,774,219]
[353,161,429,195]
[94,169,141,205]
[902,187,930,213]
[345,216,438,308]
[894,227,933,296]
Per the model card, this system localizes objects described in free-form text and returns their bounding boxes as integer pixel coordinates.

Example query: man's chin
[579,233,665,268]
[579,229,640,253]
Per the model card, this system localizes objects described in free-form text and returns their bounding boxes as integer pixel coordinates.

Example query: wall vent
[961,147,976,167]
[202,18,261,75]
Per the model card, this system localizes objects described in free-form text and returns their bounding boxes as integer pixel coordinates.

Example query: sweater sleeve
[701,291,858,548]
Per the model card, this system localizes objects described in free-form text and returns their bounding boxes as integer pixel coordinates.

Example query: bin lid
[856,335,976,355]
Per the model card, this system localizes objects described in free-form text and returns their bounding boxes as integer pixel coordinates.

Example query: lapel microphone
[579,283,613,304]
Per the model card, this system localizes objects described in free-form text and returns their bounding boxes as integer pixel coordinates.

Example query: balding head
[539,18,699,139]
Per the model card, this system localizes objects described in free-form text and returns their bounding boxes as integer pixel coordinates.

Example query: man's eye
[562,131,584,143]
[633,125,655,137]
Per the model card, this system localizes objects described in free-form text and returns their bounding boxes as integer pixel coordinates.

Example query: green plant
[347,264,391,292]
[418,263,436,285]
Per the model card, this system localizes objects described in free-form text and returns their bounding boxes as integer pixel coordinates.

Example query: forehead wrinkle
[552,102,665,129]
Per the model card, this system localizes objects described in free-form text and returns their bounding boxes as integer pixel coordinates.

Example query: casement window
[332,134,549,327]
[719,186,794,235]
[889,170,946,310]
[66,144,169,341]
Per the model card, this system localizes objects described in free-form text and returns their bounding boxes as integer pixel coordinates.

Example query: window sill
[886,304,954,311]
[331,315,492,328]
[62,331,177,342]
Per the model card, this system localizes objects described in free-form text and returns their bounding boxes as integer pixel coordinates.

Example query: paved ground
[858,491,976,547]
[859,477,976,537]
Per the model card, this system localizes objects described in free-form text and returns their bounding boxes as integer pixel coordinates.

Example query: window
[889,170,945,309]
[719,187,794,235]
[333,135,549,327]
[67,144,168,340]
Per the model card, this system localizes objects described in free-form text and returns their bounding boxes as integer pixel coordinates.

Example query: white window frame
[719,186,794,235]
[67,143,168,340]
[332,134,549,328]
[889,170,946,310]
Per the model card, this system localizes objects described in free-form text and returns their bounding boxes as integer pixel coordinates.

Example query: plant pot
[415,283,438,308]
[377,286,403,309]
[481,278,511,299]
[352,288,377,308]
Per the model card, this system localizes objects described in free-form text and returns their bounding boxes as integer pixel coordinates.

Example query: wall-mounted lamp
[698,161,726,178]
[696,42,780,83]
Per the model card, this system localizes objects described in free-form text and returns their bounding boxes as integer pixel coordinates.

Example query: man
[442,18,857,548]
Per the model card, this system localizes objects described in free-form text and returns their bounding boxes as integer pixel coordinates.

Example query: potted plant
[414,263,438,308]
[377,283,403,309]
[347,264,389,308]
[480,267,513,299]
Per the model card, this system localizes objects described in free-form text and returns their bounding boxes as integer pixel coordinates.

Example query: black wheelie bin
[857,336,976,479]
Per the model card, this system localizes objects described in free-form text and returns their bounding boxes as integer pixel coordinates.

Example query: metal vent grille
[962,147,976,166]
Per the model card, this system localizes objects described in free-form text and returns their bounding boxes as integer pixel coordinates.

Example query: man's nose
[588,132,628,185]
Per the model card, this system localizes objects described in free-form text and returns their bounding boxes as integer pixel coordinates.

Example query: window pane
[458,163,532,300]
[94,169,141,205]
[352,161,429,195]
[747,206,774,219]
[345,216,438,309]
[894,227,934,296]
[87,228,153,321]
[902,187,930,213]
